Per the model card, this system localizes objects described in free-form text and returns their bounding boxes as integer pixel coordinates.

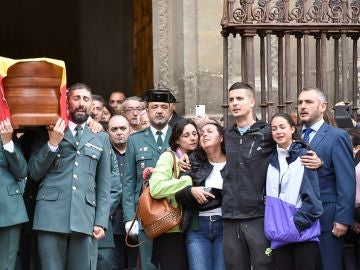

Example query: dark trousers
[16,228,41,270]
[343,230,360,270]
[272,241,319,270]
[317,231,344,270]
[37,231,96,270]
[151,232,188,270]
[112,234,139,270]
[223,218,275,270]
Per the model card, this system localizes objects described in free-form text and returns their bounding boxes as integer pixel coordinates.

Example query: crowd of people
[0,82,359,270]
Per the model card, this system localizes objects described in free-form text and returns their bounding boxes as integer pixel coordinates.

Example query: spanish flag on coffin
[0,56,68,124]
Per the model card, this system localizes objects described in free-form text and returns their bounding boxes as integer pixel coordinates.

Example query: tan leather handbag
[126,151,182,247]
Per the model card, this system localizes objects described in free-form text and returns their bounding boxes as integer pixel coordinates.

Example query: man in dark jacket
[222,82,323,270]
[222,82,276,270]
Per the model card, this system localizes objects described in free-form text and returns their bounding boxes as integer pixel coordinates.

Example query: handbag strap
[125,206,146,248]
[168,150,178,179]
[125,150,178,247]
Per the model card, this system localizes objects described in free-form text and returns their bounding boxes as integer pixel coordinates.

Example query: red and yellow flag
[0,56,68,123]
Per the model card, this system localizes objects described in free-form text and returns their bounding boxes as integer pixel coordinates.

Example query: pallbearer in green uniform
[122,89,175,270]
[0,118,28,270]
[28,83,111,270]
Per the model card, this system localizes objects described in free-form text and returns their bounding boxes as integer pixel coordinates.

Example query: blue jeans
[186,215,226,270]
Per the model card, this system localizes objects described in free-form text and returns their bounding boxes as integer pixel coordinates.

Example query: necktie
[302,128,313,144]
[75,125,83,142]
[156,130,163,148]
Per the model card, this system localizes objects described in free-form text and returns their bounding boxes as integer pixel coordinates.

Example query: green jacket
[122,126,171,223]
[149,151,192,232]
[0,139,28,227]
[99,148,122,248]
[29,126,111,236]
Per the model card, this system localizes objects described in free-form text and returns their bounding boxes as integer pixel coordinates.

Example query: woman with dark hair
[148,118,200,270]
[175,119,227,270]
[102,102,115,122]
[264,112,323,270]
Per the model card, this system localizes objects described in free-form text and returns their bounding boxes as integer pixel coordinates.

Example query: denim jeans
[186,215,226,270]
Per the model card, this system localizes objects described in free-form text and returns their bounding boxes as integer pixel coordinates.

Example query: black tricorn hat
[143,88,178,103]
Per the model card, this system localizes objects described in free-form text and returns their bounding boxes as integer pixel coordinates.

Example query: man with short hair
[165,89,184,128]
[121,96,144,134]
[222,82,276,270]
[108,115,139,270]
[122,90,174,270]
[297,87,355,270]
[222,82,324,270]
[29,83,111,270]
[91,94,105,122]
[109,91,126,114]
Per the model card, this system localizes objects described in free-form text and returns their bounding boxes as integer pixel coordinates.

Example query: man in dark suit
[167,92,183,128]
[122,89,174,270]
[28,83,111,270]
[297,87,356,270]
[108,115,139,270]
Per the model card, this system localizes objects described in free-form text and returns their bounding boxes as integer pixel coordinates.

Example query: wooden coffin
[3,61,63,128]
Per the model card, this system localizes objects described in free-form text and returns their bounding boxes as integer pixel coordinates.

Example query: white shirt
[150,125,169,144]
[301,119,324,144]
[199,161,226,217]
[3,140,14,153]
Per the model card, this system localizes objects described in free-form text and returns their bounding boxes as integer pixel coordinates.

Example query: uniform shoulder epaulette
[130,129,147,136]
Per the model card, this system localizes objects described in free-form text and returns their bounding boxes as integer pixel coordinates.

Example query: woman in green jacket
[149,118,200,270]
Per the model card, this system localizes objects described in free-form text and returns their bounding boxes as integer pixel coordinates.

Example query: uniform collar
[68,121,86,134]
[150,125,169,138]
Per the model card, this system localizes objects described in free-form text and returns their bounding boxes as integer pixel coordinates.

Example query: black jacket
[222,121,276,220]
[168,111,184,128]
[175,150,226,231]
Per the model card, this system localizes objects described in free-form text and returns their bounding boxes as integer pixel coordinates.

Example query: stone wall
[152,0,359,119]
[152,0,224,118]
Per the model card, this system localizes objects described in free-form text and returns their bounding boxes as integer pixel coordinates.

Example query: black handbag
[196,188,222,211]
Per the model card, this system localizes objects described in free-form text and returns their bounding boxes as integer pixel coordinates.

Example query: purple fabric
[264,196,320,249]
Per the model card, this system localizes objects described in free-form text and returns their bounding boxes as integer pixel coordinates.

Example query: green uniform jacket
[0,139,28,227]
[99,148,122,248]
[29,126,111,236]
[122,126,171,223]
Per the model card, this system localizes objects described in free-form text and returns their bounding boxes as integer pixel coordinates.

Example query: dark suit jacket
[308,122,355,231]
[29,125,111,236]
[122,126,171,223]
[112,151,126,235]
[168,111,184,128]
